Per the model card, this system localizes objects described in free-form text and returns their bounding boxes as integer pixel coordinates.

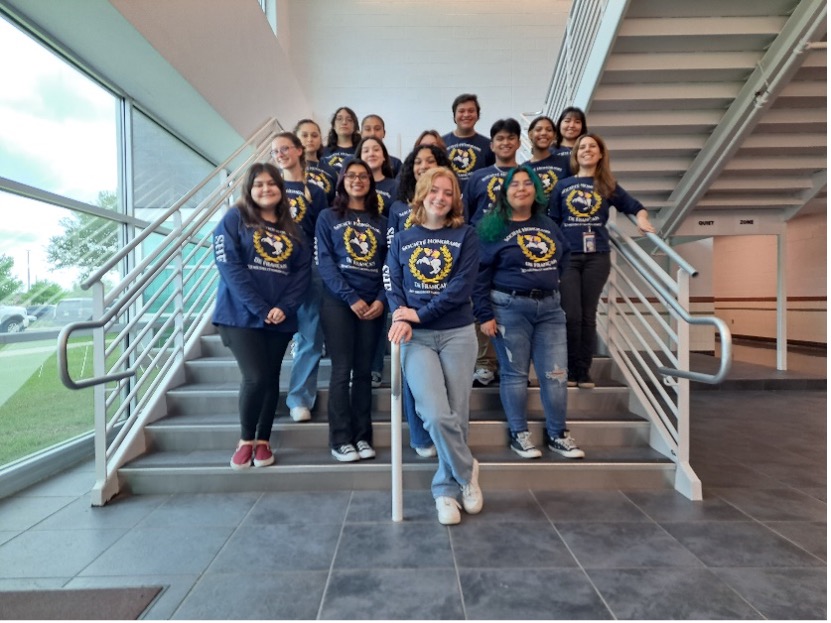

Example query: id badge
[582,230,597,253]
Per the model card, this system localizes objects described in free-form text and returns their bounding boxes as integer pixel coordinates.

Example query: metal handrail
[55,117,284,505]
[608,217,732,384]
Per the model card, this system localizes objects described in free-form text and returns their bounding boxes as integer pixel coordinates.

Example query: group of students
[211,94,655,525]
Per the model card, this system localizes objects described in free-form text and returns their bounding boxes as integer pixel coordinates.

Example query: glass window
[0,17,118,206]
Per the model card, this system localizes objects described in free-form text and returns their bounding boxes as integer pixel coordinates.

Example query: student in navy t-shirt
[386,166,483,526]
[316,159,387,464]
[548,133,655,389]
[522,115,568,200]
[550,106,588,172]
[271,132,329,425]
[360,114,403,178]
[442,93,495,193]
[474,164,584,461]
[212,163,311,471]
[322,106,361,172]
[295,118,336,205]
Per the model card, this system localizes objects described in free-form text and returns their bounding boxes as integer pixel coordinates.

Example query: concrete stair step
[118,445,674,495]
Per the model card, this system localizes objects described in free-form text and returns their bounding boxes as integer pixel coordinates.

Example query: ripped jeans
[489,289,568,438]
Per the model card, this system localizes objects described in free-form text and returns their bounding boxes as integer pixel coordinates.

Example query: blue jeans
[401,324,477,499]
[287,276,323,410]
[560,252,611,376]
[489,290,569,439]
[404,376,431,448]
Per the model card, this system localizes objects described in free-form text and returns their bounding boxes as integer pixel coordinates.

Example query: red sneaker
[230,443,253,470]
[253,442,275,467]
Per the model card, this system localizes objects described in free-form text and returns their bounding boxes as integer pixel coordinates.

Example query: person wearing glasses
[315,160,387,462]
[386,166,483,526]
[322,106,361,172]
[212,163,311,470]
[474,164,584,460]
[271,132,329,424]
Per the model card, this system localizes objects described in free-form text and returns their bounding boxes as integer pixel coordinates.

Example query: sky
[0,17,118,292]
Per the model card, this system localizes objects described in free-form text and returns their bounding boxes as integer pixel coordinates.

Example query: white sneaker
[414,445,437,458]
[356,440,376,460]
[473,367,494,386]
[435,496,461,525]
[331,444,360,462]
[461,459,483,514]
[289,406,311,422]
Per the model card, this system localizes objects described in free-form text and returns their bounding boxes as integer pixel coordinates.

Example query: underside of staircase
[116,331,676,497]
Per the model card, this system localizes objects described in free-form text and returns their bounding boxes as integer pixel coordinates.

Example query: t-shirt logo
[539,170,559,195]
[518,231,556,263]
[566,188,602,219]
[309,171,332,195]
[327,154,345,170]
[290,195,307,222]
[487,175,505,203]
[409,245,453,284]
[449,147,476,175]
[253,230,293,263]
[344,226,377,262]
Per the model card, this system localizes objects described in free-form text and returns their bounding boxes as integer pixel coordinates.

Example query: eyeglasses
[344,173,370,182]
[270,146,295,157]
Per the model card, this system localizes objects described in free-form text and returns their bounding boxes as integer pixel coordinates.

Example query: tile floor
[0,347,825,620]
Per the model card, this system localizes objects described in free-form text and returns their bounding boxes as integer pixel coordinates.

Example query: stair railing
[56,117,283,505]
[598,215,732,500]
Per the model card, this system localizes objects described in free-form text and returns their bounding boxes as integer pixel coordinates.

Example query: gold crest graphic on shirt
[539,170,559,195]
[290,195,307,223]
[344,226,377,262]
[517,231,556,263]
[409,246,453,284]
[403,214,414,230]
[327,154,345,169]
[566,188,602,219]
[487,175,505,203]
[253,230,293,263]
[309,171,332,195]
[449,147,476,175]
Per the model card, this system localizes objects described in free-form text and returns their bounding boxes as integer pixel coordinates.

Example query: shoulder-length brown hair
[236,163,300,239]
[409,167,465,229]
[570,133,616,199]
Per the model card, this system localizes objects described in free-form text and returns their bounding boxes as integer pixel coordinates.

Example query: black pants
[218,325,292,441]
[560,252,611,376]
[319,289,383,447]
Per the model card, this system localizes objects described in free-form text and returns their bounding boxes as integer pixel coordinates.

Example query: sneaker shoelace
[516,432,535,451]
[559,435,578,450]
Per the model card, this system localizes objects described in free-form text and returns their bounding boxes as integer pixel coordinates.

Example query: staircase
[117,331,674,496]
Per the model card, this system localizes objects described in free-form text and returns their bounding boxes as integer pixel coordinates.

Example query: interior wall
[285,0,570,158]
[713,212,827,345]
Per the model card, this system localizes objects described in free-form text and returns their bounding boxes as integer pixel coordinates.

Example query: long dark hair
[354,136,394,179]
[332,160,380,219]
[477,164,547,242]
[554,106,588,148]
[236,163,300,239]
[326,106,361,150]
[397,145,451,203]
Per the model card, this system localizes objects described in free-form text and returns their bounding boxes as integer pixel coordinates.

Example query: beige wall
[713,212,827,345]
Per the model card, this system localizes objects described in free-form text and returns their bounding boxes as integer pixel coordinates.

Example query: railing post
[91,281,109,504]
[390,341,403,522]
[674,269,701,500]
[173,211,185,366]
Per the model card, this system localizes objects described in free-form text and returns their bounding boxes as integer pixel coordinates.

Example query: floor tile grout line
[530,489,619,620]
[447,520,468,620]
[166,489,265,619]
[315,489,354,620]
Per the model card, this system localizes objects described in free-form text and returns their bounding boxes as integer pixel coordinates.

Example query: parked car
[0,304,31,334]
[26,304,56,321]
[55,298,94,324]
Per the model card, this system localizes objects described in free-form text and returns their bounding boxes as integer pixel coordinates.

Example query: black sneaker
[331,444,360,462]
[509,431,542,459]
[548,432,585,459]
[567,373,578,388]
[577,372,595,389]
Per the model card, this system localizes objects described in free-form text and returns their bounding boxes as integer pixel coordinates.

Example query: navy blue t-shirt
[442,132,494,193]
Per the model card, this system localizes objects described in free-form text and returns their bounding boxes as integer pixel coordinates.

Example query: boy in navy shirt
[442,94,495,193]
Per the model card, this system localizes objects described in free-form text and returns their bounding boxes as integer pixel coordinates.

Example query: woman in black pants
[315,159,388,462]
[212,163,311,469]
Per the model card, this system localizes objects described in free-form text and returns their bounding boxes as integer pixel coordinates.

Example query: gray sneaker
[510,431,542,459]
[356,440,376,460]
[461,459,483,514]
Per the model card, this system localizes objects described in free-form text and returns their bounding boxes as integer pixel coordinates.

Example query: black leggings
[218,325,292,441]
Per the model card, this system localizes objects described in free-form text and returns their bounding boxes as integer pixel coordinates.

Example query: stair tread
[122,444,672,470]
[168,381,628,393]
